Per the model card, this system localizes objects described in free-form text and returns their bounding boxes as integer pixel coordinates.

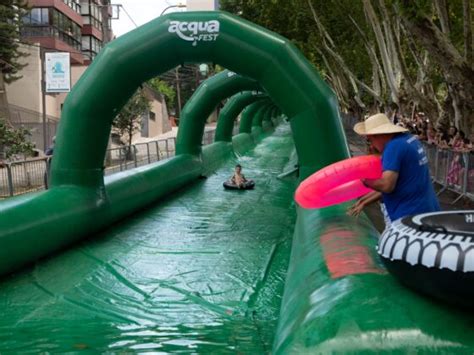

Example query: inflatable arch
[0,11,349,275]
[50,10,348,189]
[2,11,474,354]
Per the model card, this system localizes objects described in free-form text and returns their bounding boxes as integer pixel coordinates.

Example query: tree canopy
[0,1,29,83]
[112,88,151,150]
[0,120,34,162]
[147,78,176,112]
[220,0,473,136]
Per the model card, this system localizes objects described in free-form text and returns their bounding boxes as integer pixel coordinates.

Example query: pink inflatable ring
[295,155,382,209]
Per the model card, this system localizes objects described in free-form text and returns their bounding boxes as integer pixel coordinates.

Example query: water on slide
[0,124,297,353]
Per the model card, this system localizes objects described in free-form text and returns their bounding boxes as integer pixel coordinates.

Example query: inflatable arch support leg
[214,91,267,142]
[251,102,275,138]
[240,100,270,134]
[175,69,259,156]
[252,102,273,127]
[262,105,277,130]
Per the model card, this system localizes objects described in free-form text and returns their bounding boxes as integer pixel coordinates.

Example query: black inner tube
[223,180,255,190]
[418,212,474,236]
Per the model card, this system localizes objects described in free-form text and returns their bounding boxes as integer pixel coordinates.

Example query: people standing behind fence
[357,110,474,201]
[44,136,55,189]
[446,130,471,186]
[394,112,473,192]
[45,136,55,156]
[395,113,473,153]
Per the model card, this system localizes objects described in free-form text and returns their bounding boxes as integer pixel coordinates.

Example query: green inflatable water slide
[0,11,472,353]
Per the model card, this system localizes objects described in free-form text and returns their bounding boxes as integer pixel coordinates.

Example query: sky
[111,0,188,37]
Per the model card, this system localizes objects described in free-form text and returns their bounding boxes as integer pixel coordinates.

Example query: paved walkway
[132,123,218,144]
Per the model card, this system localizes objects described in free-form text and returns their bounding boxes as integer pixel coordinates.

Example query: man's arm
[362,170,399,193]
[347,191,382,217]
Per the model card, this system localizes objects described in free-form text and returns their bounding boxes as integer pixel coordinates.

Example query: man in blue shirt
[353,113,440,222]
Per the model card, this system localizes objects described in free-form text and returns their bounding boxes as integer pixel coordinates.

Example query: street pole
[175,68,182,117]
[160,3,186,118]
[160,4,186,16]
[40,47,48,151]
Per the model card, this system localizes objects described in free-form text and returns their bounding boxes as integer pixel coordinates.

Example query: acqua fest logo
[168,20,220,46]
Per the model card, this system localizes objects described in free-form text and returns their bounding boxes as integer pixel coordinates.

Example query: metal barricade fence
[342,113,473,203]
[416,143,473,204]
[0,158,49,198]
[232,124,240,136]
[342,114,473,204]
[202,129,215,145]
[104,137,177,175]
[434,148,449,186]
[341,113,359,130]
[1,127,220,197]
[467,153,474,199]
[2,137,179,197]
[0,164,13,197]
[1,130,222,198]
[423,143,438,177]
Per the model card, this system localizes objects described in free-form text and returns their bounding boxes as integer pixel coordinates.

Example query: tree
[221,0,473,135]
[112,89,151,159]
[396,0,474,135]
[147,78,176,112]
[0,0,29,83]
[0,1,30,120]
[0,119,34,163]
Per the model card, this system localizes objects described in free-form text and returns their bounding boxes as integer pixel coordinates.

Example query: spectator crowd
[390,111,473,190]
[392,112,473,152]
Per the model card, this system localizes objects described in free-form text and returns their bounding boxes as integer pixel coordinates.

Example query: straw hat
[354,113,408,135]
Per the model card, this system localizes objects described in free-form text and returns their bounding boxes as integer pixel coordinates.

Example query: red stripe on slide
[320,230,386,278]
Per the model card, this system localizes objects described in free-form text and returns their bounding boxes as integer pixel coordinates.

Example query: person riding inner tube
[224,164,255,190]
[377,210,474,308]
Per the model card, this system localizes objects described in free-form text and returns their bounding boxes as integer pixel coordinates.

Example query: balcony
[30,0,83,25]
[21,26,84,64]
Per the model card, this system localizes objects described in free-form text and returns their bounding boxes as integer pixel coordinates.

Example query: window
[81,36,90,50]
[62,0,81,13]
[81,35,103,59]
[150,111,156,121]
[81,1,103,30]
[80,1,90,15]
[22,8,82,51]
[24,8,49,25]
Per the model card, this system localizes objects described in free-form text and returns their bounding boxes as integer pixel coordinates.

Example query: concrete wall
[6,44,42,114]
[147,96,171,137]
[130,90,172,143]
[5,43,87,120]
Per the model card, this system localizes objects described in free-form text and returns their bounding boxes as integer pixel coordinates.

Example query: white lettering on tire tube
[377,211,474,273]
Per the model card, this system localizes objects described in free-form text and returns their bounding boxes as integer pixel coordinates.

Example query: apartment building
[20,0,113,63]
[6,1,171,149]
